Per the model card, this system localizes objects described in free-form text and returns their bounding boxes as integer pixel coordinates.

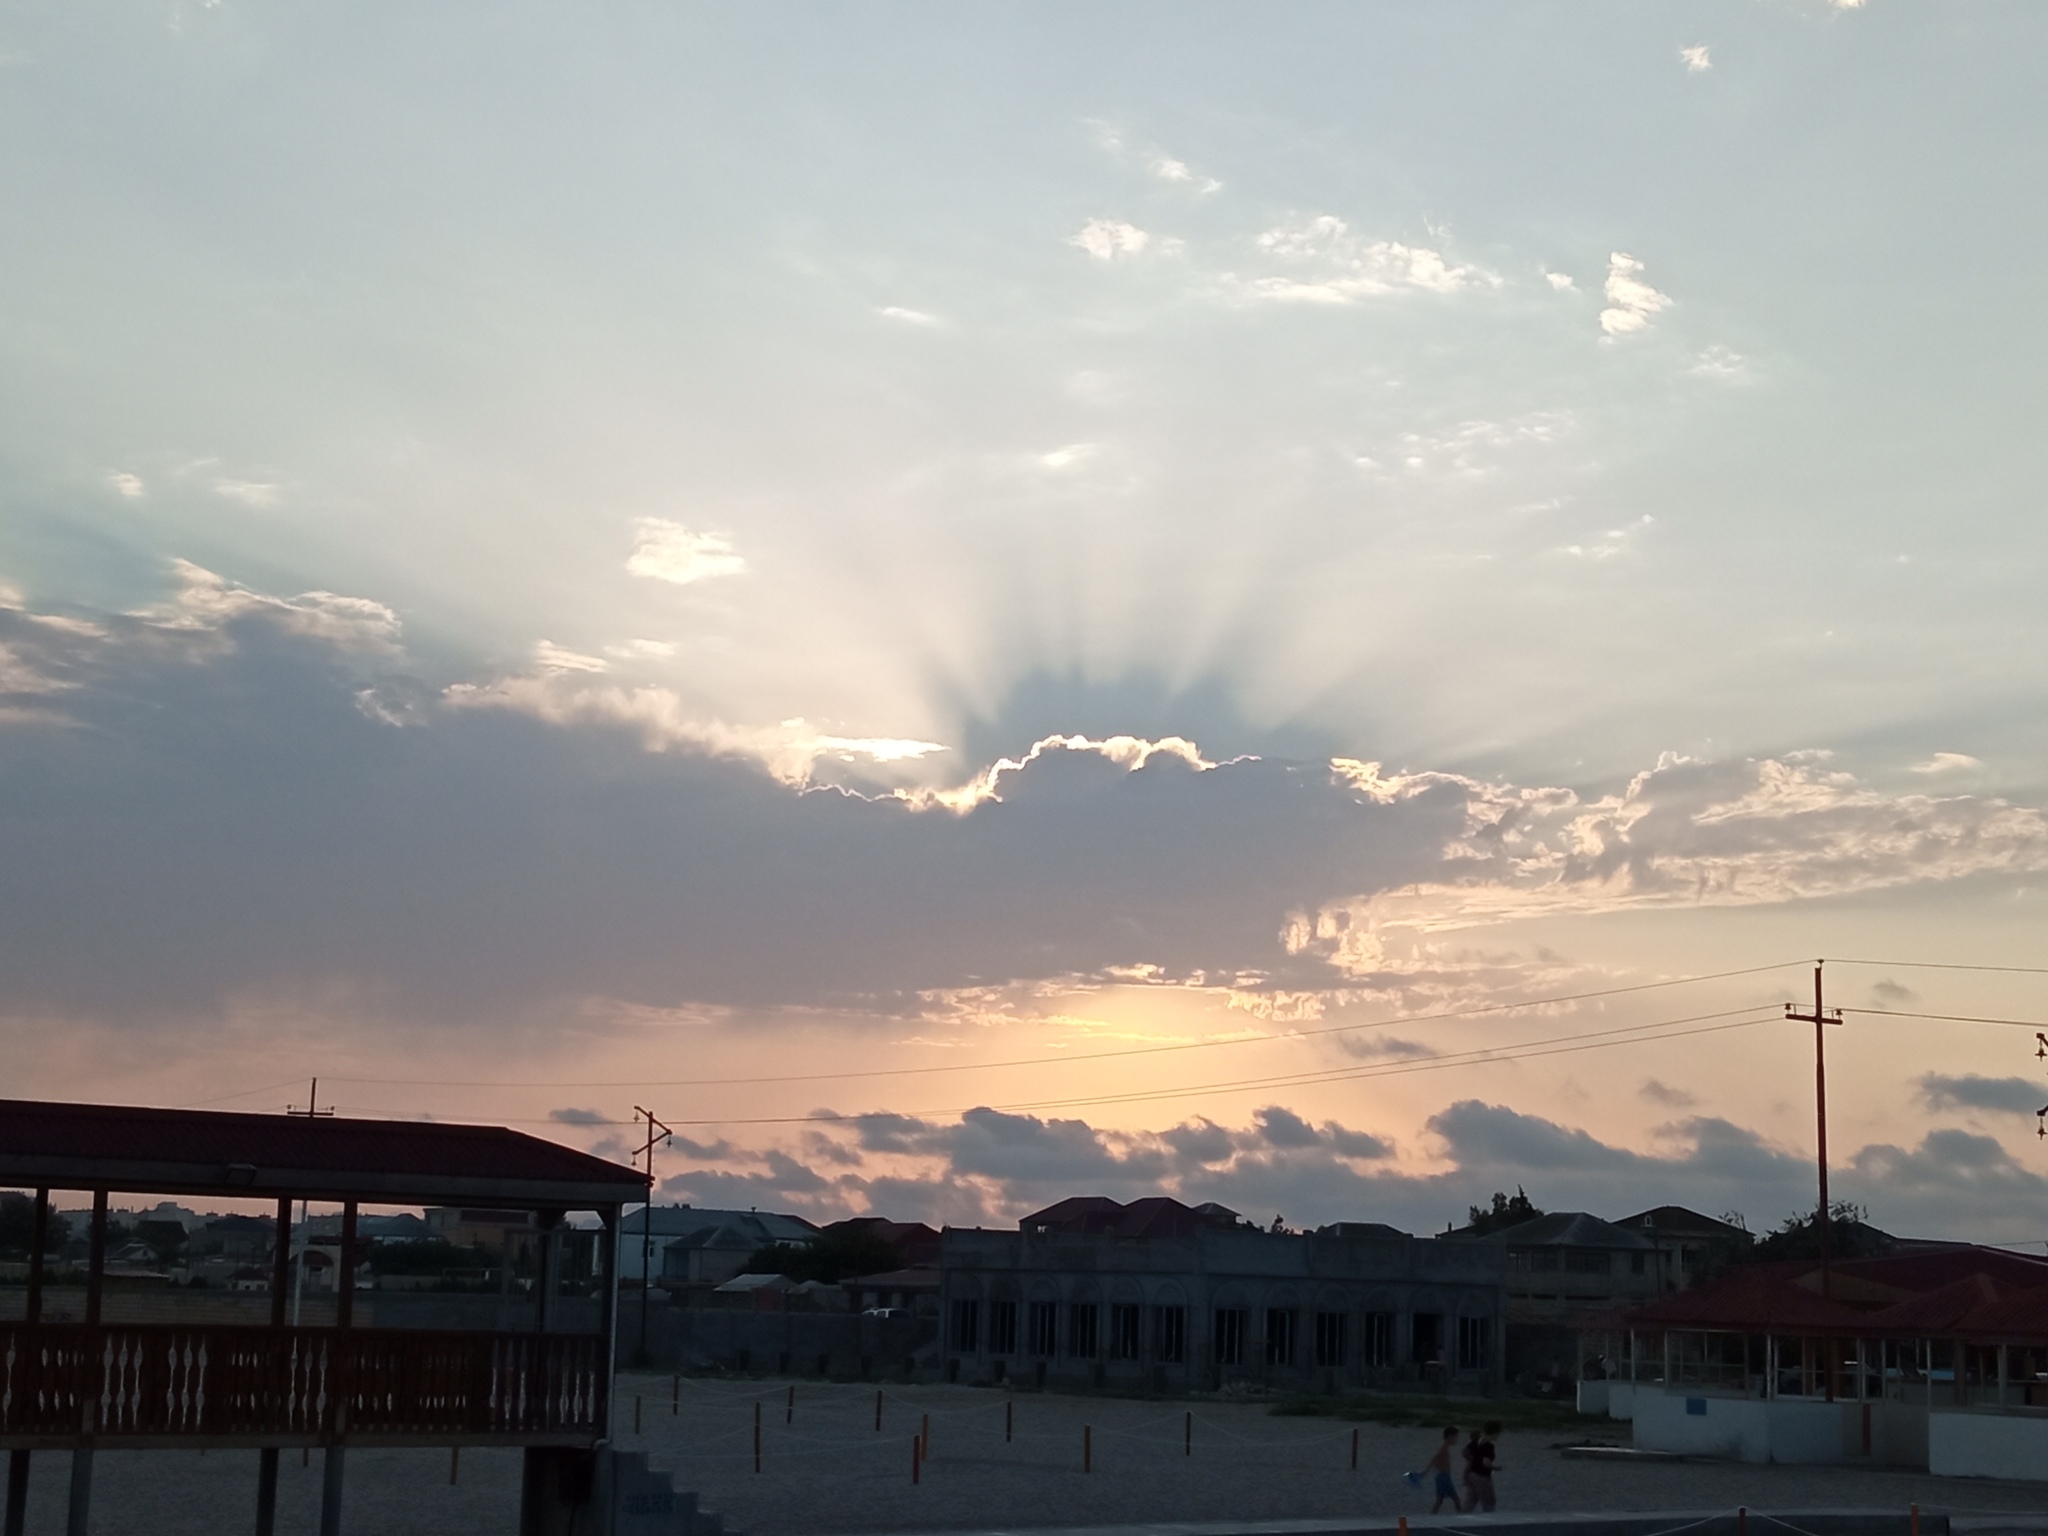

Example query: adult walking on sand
[1462,1420,1501,1513]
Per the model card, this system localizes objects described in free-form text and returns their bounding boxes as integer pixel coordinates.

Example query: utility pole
[633,1106,672,1365]
[1784,963,1843,1299]
[286,1080,333,1326]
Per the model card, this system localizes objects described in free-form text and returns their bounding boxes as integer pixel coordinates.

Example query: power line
[1839,1008,2048,1030]
[314,959,1808,1093]
[1827,958,2048,976]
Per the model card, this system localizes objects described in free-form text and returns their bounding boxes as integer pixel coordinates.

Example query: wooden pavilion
[0,1097,646,1536]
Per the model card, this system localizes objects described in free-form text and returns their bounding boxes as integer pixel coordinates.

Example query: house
[843,1266,942,1316]
[942,1195,1505,1393]
[1608,1243,2048,1478]
[1614,1205,1754,1291]
[615,1205,817,1286]
[202,1214,277,1261]
[423,1206,540,1261]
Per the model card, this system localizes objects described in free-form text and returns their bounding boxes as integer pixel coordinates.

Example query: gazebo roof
[0,1098,646,1209]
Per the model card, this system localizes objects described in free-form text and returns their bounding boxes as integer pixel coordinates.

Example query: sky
[4,0,2048,1243]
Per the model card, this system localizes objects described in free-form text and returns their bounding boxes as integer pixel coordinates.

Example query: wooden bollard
[1006,1400,1013,1443]
[1185,1410,1191,1456]
[1350,1427,1358,1470]
[787,1384,795,1425]
[1084,1423,1092,1472]
[1738,1509,1748,1536]
[754,1400,762,1473]
[921,1411,931,1460]
[875,1389,883,1431]
[672,1374,680,1414]
[635,1395,643,1434]
[449,1446,460,1485]
[1911,1505,1920,1536]
[912,1435,922,1484]
[301,1448,309,1468]
[1398,1519,1409,1536]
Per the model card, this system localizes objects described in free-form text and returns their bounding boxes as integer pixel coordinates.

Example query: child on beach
[1416,1426,1462,1513]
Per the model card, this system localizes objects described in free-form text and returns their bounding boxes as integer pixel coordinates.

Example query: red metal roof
[0,1098,646,1208]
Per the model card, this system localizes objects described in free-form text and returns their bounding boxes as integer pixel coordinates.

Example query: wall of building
[940,1225,1505,1394]
[1632,1391,1909,1466]
[621,1302,939,1377]
[1929,1408,2048,1482]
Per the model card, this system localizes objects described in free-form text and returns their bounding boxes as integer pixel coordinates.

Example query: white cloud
[106,471,145,498]
[213,478,280,508]
[1600,252,1672,336]
[1691,345,1751,382]
[904,732,1215,814]
[1070,218,1152,261]
[1546,271,1576,291]
[603,638,678,660]
[1910,752,1981,775]
[532,640,607,675]
[1560,513,1654,561]
[624,519,746,586]
[1240,215,1488,303]
[1150,155,1222,195]
[1681,45,1712,73]
[131,559,402,653]
[878,306,941,326]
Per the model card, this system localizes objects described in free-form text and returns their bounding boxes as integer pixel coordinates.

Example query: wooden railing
[0,1325,604,1445]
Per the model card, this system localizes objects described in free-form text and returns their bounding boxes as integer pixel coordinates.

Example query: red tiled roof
[0,1098,646,1208]
[1624,1262,1868,1334]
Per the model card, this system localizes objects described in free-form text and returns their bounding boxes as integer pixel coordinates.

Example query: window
[988,1299,1018,1355]
[1109,1303,1143,1360]
[1265,1308,1297,1367]
[1566,1250,1612,1275]
[1361,1311,1395,1368]
[1028,1301,1058,1357]
[1152,1305,1186,1364]
[1066,1303,1098,1359]
[1314,1311,1348,1368]
[1525,1248,1560,1272]
[1456,1316,1490,1371]
[949,1298,980,1353]
[1410,1311,1442,1365]
[1213,1308,1247,1367]
[1630,1253,1647,1276]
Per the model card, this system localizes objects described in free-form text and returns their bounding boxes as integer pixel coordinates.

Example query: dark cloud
[548,1107,608,1126]
[0,596,1470,1027]
[1253,1106,1320,1149]
[1918,1074,2046,1116]
[1639,1078,1697,1108]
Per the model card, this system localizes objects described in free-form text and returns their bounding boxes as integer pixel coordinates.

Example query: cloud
[107,471,145,498]
[1639,1078,1698,1108]
[603,639,678,660]
[1149,155,1222,195]
[1691,346,1751,382]
[1546,272,1576,291]
[1070,219,1152,261]
[213,479,280,508]
[131,558,402,654]
[878,306,941,326]
[1910,752,1981,775]
[1240,216,1487,303]
[1681,45,1712,73]
[624,519,746,586]
[1600,252,1672,336]
[1868,977,1918,1007]
[532,641,608,675]
[1917,1074,2046,1117]
[1560,514,1654,561]
[549,1107,609,1126]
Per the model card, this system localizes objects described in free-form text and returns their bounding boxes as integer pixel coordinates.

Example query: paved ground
[11,1376,2046,1534]
[611,1375,2048,1536]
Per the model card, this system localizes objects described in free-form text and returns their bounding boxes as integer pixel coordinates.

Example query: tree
[1746,1200,1892,1263]
[1466,1188,1543,1235]
[744,1227,904,1284]
[0,1194,70,1260]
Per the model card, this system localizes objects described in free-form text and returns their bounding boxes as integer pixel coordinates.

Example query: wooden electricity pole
[1784,962,1842,1299]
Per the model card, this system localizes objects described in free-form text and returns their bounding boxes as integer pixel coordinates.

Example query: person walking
[1415,1426,1463,1514]
[1462,1420,1501,1512]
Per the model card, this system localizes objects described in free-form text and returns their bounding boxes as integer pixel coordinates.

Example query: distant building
[617,1205,817,1286]
[1614,1205,1754,1292]
[424,1207,540,1261]
[941,1196,1505,1393]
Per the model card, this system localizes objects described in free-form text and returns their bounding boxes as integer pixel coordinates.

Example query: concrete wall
[1634,1391,1860,1464]
[1929,1407,2048,1482]
[622,1301,939,1378]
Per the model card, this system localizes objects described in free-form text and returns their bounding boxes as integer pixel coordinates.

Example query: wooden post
[672,1373,680,1415]
[65,1191,108,1536]
[1739,1508,1747,1536]
[787,1384,795,1424]
[449,1446,460,1485]
[1185,1410,1192,1457]
[320,1201,358,1536]
[753,1401,762,1473]
[1083,1423,1092,1472]
[256,1193,295,1536]
[911,1436,921,1484]
[5,1192,49,1536]
[635,1396,642,1434]
[1351,1427,1359,1470]
[921,1411,930,1460]
[875,1389,883,1431]
[1911,1504,1920,1536]
[1006,1400,1012,1443]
